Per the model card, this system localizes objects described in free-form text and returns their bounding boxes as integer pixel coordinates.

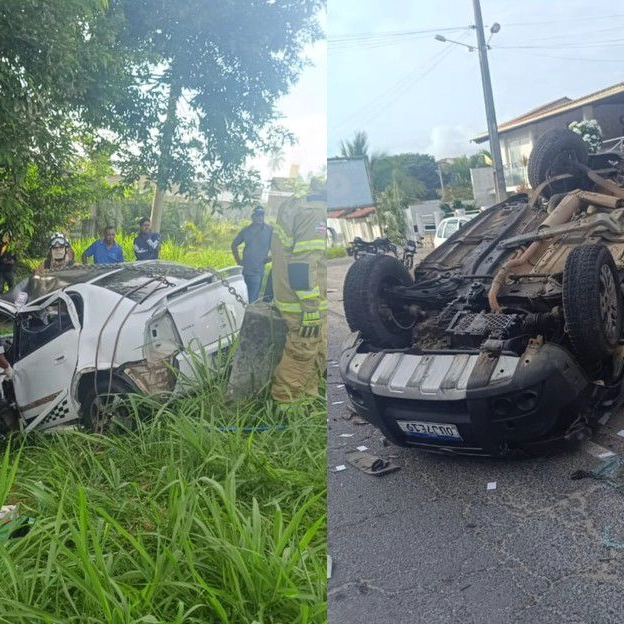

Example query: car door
[13,292,81,429]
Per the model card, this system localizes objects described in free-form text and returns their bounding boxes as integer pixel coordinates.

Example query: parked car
[0,261,246,434]
[433,214,476,248]
[340,128,624,456]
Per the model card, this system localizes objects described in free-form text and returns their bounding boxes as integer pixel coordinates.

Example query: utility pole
[472,0,507,204]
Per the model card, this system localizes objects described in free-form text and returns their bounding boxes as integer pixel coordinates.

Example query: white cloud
[424,125,482,159]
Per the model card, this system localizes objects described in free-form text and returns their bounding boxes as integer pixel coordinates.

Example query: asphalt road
[327,254,624,624]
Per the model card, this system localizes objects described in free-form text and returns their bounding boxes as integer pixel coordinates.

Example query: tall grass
[0,376,326,623]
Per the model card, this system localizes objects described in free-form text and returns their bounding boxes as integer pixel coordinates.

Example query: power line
[494,48,624,63]
[332,31,473,135]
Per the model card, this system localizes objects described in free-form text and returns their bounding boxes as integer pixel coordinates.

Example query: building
[327,157,381,244]
[472,82,624,192]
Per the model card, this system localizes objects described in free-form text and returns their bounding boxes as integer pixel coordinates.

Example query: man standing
[81,226,124,265]
[133,217,161,260]
[271,180,327,403]
[231,206,273,303]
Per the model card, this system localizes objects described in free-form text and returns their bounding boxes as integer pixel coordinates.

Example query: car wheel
[563,244,623,371]
[343,254,415,348]
[81,378,140,434]
[527,129,588,198]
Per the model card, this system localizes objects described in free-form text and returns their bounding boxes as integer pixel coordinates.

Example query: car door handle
[54,355,66,364]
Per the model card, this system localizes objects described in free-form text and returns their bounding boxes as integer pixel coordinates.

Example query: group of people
[0,218,162,292]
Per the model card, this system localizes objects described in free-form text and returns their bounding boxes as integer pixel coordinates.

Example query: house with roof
[327,157,381,245]
[472,82,624,191]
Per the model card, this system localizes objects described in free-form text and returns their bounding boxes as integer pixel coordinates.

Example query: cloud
[423,125,482,159]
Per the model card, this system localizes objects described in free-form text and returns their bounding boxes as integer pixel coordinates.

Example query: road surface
[327,255,624,624]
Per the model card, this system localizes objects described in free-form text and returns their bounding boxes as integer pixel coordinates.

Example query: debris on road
[356,445,368,451]
[327,555,333,579]
[332,464,347,472]
[339,433,354,438]
[487,481,497,491]
[345,450,400,476]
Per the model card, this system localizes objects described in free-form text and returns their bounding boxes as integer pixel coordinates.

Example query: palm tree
[339,131,370,159]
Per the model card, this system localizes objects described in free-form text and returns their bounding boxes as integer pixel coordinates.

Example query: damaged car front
[1,261,246,434]
[340,129,624,456]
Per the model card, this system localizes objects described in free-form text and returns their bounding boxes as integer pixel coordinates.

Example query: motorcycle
[400,237,423,269]
[347,237,398,261]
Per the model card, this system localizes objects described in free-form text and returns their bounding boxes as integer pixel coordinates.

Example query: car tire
[343,254,415,348]
[81,378,140,433]
[563,244,623,371]
[527,129,589,198]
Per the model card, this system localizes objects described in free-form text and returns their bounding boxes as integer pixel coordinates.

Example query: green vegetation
[327,246,347,260]
[0,377,326,622]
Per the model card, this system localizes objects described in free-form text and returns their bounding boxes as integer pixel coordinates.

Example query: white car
[0,261,247,433]
[433,215,476,248]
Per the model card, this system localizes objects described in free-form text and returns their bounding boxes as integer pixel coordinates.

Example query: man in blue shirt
[133,217,161,260]
[231,206,273,302]
[81,225,124,264]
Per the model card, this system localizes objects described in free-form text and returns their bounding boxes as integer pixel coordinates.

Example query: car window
[15,299,75,361]
[444,219,459,238]
[436,221,447,239]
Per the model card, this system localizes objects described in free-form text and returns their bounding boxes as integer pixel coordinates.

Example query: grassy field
[4,228,328,623]
[0,374,326,623]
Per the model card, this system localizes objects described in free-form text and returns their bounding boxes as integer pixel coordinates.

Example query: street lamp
[435,1,507,204]
[434,34,475,52]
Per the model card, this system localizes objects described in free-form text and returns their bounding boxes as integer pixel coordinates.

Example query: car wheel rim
[91,394,133,433]
[599,264,619,342]
[378,277,415,333]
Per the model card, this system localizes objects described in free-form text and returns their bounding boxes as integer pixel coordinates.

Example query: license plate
[397,420,463,440]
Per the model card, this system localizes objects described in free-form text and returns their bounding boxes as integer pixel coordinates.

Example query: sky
[251,9,327,184]
[328,0,624,160]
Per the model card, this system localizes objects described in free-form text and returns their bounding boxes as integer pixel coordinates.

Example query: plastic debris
[332,401,344,405]
[618,429,624,438]
[327,555,333,579]
[339,433,354,438]
[0,505,34,540]
[356,445,368,452]
[345,451,400,476]
[333,465,347,472]
[487,482,497,491]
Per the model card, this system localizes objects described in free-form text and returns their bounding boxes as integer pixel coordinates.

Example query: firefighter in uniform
[271,181,327,402]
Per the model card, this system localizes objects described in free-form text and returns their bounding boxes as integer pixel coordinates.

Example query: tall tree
[0,0,130,237]
[339,131,370,159]
[370,153,437,201]
[110,0,325,231]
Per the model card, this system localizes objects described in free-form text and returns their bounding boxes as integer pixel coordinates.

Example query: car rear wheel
[527,129,588,198]
[563,244,623,372]
[81,378,141,433]
[343,254,415,348]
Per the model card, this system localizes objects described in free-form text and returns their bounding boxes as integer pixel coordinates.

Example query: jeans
[244,273,263,303]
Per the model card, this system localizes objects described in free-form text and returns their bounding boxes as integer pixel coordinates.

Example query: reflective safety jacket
[271,195,327,317]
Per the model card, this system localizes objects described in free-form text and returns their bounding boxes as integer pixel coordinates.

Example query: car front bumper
[339,332,595,456]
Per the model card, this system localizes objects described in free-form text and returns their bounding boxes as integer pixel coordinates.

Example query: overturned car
[0,261,246,434]
[340,129,624,455]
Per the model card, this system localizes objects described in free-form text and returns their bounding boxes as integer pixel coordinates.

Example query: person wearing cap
[133,217,161,261]
[231,206,273,303]
[40,233,75,271]
[270,178,327,404]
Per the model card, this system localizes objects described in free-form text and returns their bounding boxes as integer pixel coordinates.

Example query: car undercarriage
[340,129,624,455]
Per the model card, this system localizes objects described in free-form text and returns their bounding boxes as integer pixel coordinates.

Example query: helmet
[49,233,69,248]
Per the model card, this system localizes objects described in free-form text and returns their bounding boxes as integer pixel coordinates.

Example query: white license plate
[397,420,463,440]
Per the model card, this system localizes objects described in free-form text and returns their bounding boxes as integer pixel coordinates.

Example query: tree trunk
[150,73,182,233]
